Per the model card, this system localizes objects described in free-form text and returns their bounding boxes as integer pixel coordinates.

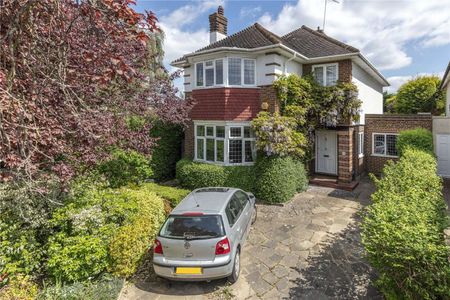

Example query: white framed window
[195,57,256,88]
[358,132,364,158]
[194,122,256,165]
[372,133,398,157]
[312,63,338,86]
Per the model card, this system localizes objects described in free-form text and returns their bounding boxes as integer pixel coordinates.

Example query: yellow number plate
[175,267,202,275]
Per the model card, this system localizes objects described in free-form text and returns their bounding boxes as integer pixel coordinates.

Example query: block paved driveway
[119,177,381,300]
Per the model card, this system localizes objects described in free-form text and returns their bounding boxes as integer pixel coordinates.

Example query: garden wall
[364,114,433,174]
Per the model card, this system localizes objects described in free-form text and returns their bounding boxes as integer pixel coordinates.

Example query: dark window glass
[196,63,203,86]
[216,126,225,138]
[160,215,224,239]
[229,140,242,163]
[386,135,398,156]
[196,138,204,159]
[196,125,205,137]
[206,126,214,137]
[226,196,244,227]
[230,127,241,137]
[228,58,242,85]
[205,68,214,86]
[215,60,223,85]
[206,139,215,161]
[244,140,256,162]
[244,59,255,85]
[216,140,224,162]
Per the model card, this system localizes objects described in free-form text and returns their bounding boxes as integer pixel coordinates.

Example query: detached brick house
[171,6,389,186]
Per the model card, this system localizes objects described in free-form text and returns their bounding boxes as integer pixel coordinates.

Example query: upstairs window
[313,63,338,86]
[195,58,256,87]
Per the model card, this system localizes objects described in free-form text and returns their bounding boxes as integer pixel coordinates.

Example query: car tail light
[154,239,163,254]
[215,237,231,255]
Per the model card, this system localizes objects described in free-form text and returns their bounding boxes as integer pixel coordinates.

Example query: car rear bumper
[153,259,233,281]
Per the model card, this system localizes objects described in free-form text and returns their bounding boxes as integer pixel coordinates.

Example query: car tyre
[228,249,240,283]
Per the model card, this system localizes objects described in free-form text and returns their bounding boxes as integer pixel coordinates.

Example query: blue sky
[135,0,450,92]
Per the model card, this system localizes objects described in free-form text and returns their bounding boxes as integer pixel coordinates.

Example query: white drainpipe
[283,52,297,74]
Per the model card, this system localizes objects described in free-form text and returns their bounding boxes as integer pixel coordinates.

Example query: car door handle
[323,155,329,157]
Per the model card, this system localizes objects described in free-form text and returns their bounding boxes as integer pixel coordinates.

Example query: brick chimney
[209,6,227,44]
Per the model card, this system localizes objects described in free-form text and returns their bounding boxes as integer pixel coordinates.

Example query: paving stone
[292,240,315,251]
[312,206,331,214]
[311,231,328,244]
[272,265,290,278]
[262,271,280,285]
[328,223,349,234]
[275,277,290,292]
[252,277,273,296]
[307,223,329,232]
[279,253,299,268]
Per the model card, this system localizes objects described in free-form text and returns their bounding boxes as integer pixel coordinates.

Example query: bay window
[195,57,256,87]
[195,123,256,165]
[313,63,338,86]
[372,133,398,157]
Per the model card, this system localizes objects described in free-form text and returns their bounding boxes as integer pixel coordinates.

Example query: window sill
[193,159,255,166]
[370,154,399,158]
[358,154,364,159]
[194,85,257,90]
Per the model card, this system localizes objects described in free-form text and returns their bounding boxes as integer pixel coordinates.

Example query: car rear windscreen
[160,215,224,239]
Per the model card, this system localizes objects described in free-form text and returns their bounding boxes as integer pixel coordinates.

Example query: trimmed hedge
[176,157,308,203]
[397,127,433,156]
[254,156,308,204]
[142,183,190,207]
[150,122,183,182]
[361,149,450,299]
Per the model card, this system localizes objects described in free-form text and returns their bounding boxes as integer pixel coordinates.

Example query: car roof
[171,187,241,215]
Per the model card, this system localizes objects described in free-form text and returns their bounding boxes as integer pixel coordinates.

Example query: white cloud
[385,71,445,93]
[258,0,450,71]
[159,0,224,67]
[239,6,262,19]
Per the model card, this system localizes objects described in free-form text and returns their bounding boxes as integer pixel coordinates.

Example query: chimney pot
[218,6,224,15]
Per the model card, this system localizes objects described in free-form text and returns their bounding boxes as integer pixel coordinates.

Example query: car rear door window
[160,215,224,239]
[225,195,244,227]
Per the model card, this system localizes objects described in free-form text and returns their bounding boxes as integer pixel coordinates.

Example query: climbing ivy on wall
[252,74,362,160]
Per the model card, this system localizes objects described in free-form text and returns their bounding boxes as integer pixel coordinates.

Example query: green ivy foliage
[254,156,308,204]
[393,76,445,115]
[251,112,308,158]
[150,121,183,182]
[397,128,434,156]
[361,149,450,299]
[98,149,153,188]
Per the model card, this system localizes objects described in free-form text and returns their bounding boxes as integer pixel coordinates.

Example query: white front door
[437,134,450,178]
[316,131,337,175]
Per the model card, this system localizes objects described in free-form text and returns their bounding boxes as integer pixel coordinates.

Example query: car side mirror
[247,192,255,200]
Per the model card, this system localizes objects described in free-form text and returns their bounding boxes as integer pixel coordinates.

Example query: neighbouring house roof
[440,61,450,90]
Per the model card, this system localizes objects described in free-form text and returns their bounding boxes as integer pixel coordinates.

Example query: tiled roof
[440,61,450,89]
[281,26,359,58]
[172,23,359,64]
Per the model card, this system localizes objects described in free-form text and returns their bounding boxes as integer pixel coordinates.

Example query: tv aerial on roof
[322,0,340,32]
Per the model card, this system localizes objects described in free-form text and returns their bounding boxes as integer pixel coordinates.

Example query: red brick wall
[302,59,352,83]
[338,127,354,183]
[259,85,279,113]
[365,114,433,174]
[190,88,260,121]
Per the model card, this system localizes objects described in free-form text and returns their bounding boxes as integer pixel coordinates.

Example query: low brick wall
[365,114,433,174]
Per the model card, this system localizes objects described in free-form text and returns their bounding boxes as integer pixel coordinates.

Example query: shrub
[176,159,226,189]
[224,166,256,193]
[254,156,308,203]
[108,189,165,277]
[142,183,190,207]
[361,149,450,299]
[0,275,38,300]
[397,127,433,156]
[47,235,109,283]
[47,185,165,282]
[98,149,153,188]
[0,220,44,283]
[150,122,183,182]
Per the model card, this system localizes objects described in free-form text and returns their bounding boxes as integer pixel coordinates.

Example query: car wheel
[228,249,240,283]
[251,206,257,225]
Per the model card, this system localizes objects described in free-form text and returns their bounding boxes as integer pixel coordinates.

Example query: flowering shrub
[251,112,307,158]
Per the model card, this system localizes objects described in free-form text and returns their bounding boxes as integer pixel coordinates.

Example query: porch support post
[337,128,354,183]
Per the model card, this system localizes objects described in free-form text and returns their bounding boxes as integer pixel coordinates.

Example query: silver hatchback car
[153,187,257,282]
